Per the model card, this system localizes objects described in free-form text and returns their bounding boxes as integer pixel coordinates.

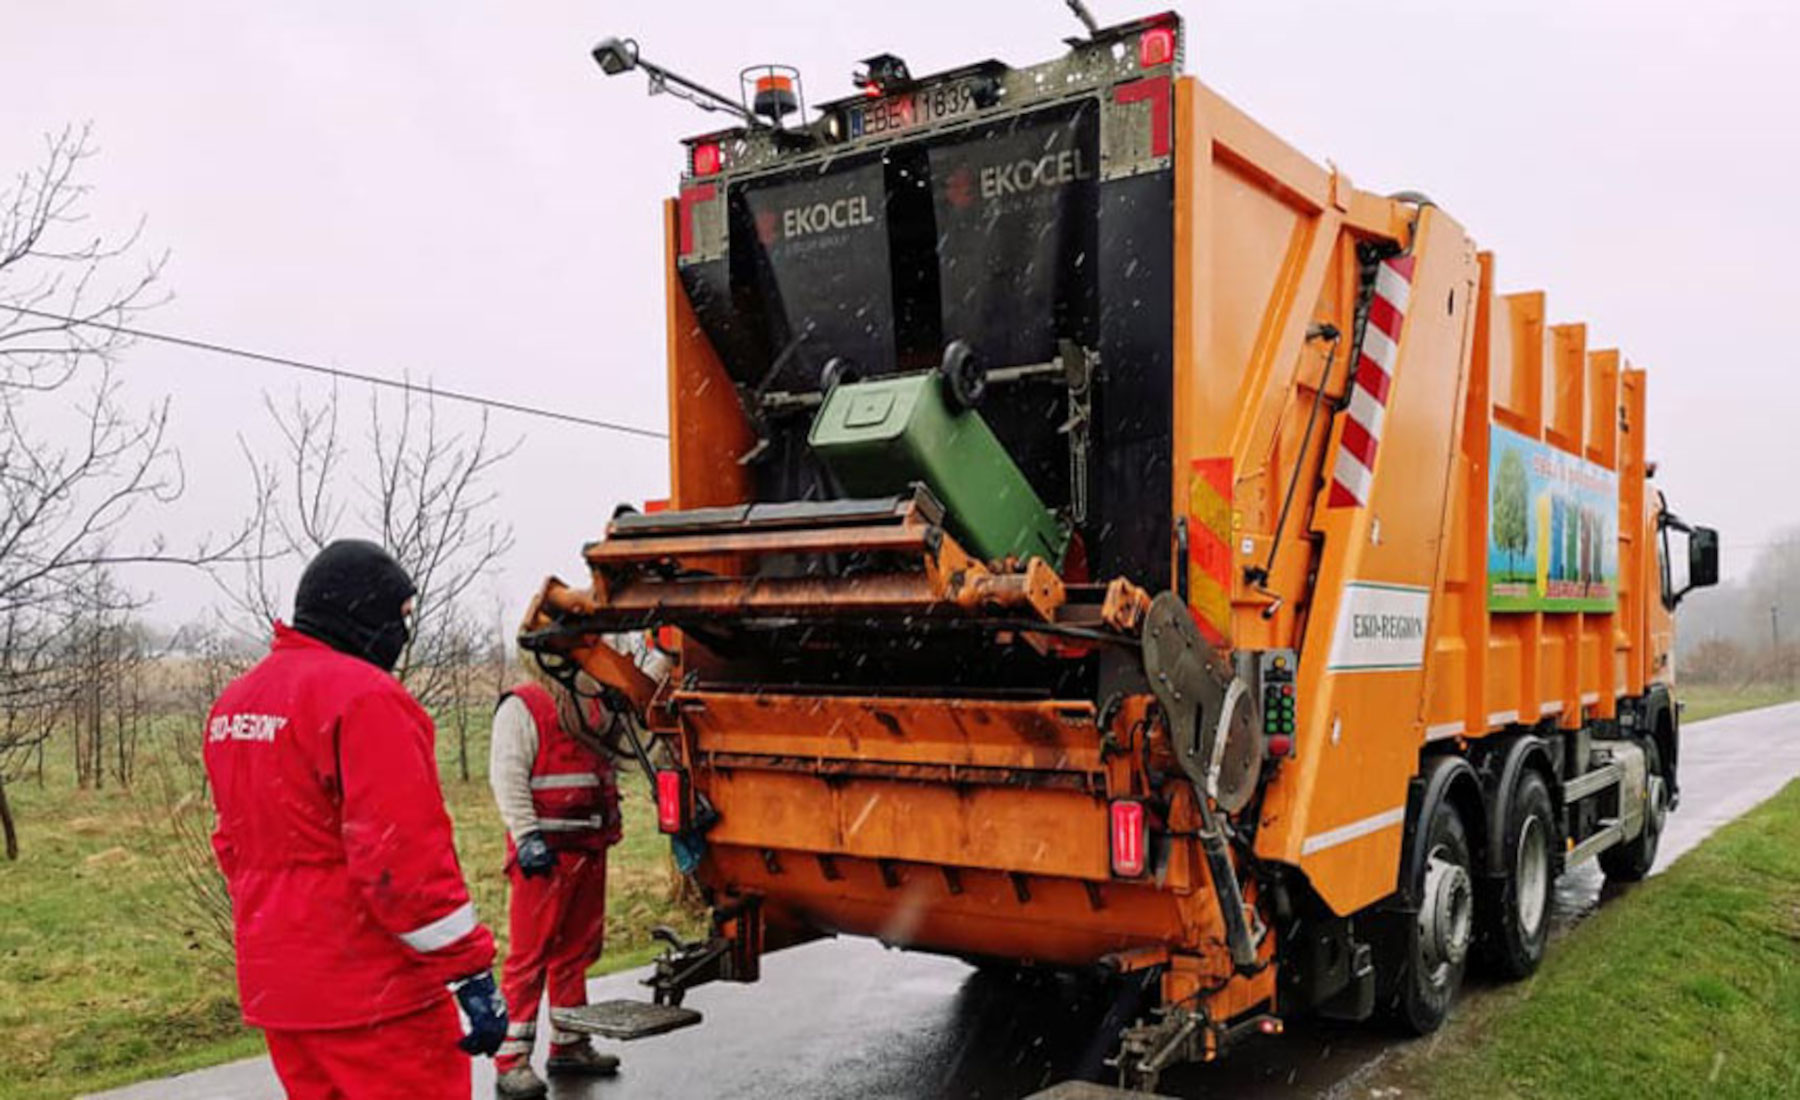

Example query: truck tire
[1478,769,1554,980]
[1600,740,1665,884]
[1398,800,1473,1035]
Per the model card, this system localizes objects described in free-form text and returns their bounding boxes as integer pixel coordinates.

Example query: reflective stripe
[548,1003,587,1046]
[1346,383,1386,439]
[538,816,605,832]
[1301,805,1406,856]
[530,773,603,790]
[1332,448,1374,504]
[1361,326,1398,375]
[1374,262,1412,312]
[1425,721,1465,742]
[398,901,477,953]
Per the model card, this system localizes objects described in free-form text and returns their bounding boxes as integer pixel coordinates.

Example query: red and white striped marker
[1328,253,1416,508]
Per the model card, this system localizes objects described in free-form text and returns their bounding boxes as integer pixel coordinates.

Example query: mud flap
[551,1000,703,1041]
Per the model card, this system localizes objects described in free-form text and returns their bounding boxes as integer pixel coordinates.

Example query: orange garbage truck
[524,12,1720,1089]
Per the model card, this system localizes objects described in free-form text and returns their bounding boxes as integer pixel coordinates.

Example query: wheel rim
[1418,846,1473,984]
[1515,814,1549,938]
[1647,774,1668,838]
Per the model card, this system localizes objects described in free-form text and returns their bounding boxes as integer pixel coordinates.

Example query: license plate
[848,81,978,139]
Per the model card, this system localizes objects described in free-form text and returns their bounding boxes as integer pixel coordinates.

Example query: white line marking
[1302,805,1408,856]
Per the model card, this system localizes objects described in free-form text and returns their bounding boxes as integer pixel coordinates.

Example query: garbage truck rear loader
[524,13,1719,1088]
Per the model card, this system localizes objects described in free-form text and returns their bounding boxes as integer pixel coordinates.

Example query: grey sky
[4,1,1795,625]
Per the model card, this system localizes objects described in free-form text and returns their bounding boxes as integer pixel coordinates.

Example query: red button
[1268,735,1293,757]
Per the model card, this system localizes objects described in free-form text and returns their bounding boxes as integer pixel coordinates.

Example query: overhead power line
[0,304,670,441]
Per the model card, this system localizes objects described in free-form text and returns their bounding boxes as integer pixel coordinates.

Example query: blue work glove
[516,830,557,878]
[671,830,707,876]
[451,971,508,1056]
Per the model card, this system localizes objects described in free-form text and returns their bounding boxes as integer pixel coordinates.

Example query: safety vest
[505,683,621,852]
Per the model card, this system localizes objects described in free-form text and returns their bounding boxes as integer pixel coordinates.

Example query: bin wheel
[939,340,985,410]
[820,357,860,392]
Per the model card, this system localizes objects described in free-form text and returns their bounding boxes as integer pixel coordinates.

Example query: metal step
[551,999,703,1041]
[1024,1084,1176,1100]
[1566,818,1624,866]
[1563,761,1623,803]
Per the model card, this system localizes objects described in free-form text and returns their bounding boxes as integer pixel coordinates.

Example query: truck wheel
[1478,770,1554,980]
[1399,800,1473,1035]
[1600,741,1665,884]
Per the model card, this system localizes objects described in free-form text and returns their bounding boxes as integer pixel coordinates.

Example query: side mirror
[1688,526,1719,590]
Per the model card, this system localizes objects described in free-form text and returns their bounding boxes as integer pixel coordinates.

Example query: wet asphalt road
[87,702,1800,1100]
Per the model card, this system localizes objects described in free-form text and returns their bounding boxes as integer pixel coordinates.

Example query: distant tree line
[0,128,523,860]
[1673,528,1800,686]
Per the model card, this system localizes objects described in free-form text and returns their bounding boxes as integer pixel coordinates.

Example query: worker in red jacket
[205,539,507,1099]
[487,661,625,1099]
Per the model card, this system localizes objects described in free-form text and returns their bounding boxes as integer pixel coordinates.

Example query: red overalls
[205,624,496,1099]
[495,684,621,1073]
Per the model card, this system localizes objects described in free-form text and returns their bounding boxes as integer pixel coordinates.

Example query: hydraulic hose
[1197,792,1261,971]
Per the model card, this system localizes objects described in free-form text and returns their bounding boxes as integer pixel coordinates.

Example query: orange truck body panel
[649,75,1666,922]
[534,39,1684,1044]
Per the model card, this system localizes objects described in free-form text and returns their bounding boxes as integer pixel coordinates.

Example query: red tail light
[1109,799,1148,877]
[689,141,723,177]
[1139,26,1176,69]
[656,769,688,834]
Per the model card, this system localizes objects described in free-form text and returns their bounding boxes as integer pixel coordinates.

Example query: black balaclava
[291,539,417,672]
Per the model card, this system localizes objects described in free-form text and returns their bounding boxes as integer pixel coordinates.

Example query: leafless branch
[218,384,517,710]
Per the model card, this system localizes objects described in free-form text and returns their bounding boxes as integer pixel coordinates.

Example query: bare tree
[0,602,82,859]
[0,126,258,856]
[136,618,259,963]
[219,384,517,718]
[57,568,155,790]
[434,603,489,782]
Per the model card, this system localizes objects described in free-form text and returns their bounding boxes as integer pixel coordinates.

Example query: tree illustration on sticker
[1492,446,1530,581]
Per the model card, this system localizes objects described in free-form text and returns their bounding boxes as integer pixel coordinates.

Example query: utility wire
[0,304,670,441]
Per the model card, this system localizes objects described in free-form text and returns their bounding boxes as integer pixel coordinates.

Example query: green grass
[1679,681,1800,723]
[0,722,699,1100]
[1371,779,1800,1100]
